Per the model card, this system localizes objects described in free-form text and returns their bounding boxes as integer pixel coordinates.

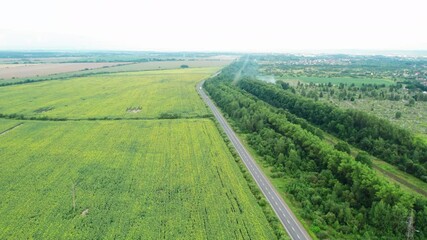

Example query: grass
[0,119,23,133]
[326,98,427,137]
[0,68,218,119]
[280,76,395,86]
[372,159,427,197]
[0,119,276,239]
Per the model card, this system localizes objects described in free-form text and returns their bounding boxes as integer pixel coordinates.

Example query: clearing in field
[326,98,427,136]
[0,68,218,119]
[0,119,275,239]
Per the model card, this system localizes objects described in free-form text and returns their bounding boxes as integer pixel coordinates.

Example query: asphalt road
[197,80,311,240]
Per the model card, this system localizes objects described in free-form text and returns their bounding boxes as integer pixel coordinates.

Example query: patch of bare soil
[81,209,89,217]
[0,62,124,80]
[126,107,142,113]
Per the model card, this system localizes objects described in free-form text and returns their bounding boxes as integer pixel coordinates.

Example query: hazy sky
[1,0,426,52]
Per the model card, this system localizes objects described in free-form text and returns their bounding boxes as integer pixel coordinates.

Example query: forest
[204,60,427,239]
[239,79,427,182]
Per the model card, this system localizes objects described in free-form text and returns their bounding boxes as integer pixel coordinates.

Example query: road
[196,79,311,240]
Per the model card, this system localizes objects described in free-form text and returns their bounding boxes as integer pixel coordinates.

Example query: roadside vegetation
[204,60,427,239]
[240,80,427,182]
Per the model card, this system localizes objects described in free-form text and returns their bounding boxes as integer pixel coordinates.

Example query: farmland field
[98,60,233,72]
[0,119,23,133]
[0,68,219,119]
[0,62,124,80]
[0,60,233,85]
[0,119,275,239]
[0,62,280,239]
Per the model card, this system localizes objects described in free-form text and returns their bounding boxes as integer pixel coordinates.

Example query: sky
[0,0,426,52]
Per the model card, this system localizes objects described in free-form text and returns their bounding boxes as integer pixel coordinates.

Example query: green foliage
[204,62,427,239]
[239,79,427,182]
[280,76,394,86]
[334,142,351,154]
[408,98,416,107]
[356,152,373,167]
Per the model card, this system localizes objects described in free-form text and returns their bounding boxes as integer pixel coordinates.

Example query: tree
[395,111,402,119]
[356,152,372,167]
[335,142,351,154]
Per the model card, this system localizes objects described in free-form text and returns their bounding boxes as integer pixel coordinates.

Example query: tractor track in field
[373,164,427,197]
[0,123,23,136]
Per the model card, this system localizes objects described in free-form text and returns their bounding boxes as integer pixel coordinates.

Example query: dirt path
[373,164,427,197]
[0,123,23,136]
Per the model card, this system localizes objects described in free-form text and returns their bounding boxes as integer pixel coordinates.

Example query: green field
[0,68,217,119]
[0,65,281,239]
[280,76,395,86]
[0,119,22,133]
[0,119,275,239]
[0,60,232,85]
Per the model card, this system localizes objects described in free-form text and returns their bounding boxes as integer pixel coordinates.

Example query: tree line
[239,79,427,182]
[204,61,427,239]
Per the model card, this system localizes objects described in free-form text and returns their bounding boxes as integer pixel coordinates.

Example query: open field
[0,68,218,119]
[326,98,427,136]
[107,60,233,72]
[0,64,37,69]
[0,63,125,80]
[0,119,23,133]
[279,76,395,86]
[0,119,275,239]
[0,60,233,85]
[0,61,280,239]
